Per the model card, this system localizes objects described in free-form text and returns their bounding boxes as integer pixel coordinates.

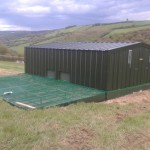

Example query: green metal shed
[25,42,150,99]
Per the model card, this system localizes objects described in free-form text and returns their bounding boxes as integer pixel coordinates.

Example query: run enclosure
[0,74,105,109]
[25,42,150,91]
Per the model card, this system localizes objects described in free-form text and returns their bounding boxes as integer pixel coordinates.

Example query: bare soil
[60,126,96,150]
[105,90,150,149]
[0,68,22,76]
[121,130,150,150]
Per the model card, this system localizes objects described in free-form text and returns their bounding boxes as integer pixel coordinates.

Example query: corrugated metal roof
[28,42,140,51]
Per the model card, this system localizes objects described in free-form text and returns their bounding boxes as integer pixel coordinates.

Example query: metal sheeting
[106,44,150,90]
[25,48,106,89]
[47,70,55,78]
[25,42,150,91]
[28,42,140,51]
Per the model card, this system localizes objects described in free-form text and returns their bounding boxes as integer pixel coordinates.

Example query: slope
[0,20,150,55]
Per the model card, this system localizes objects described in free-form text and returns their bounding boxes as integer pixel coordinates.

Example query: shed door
[60,72,70,82]
[138,49,150,84]
[47,70,55,79]
[131,48,149,86]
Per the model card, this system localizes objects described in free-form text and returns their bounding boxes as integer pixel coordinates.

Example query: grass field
[105,26,150,37]
[0,61,24,71]
[0,61,150,150]
[11,43,29,55]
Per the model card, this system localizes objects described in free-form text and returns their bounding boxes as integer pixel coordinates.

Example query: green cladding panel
[106,43,150,90]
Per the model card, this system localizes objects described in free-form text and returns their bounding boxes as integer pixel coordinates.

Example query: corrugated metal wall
[25,48,107,90]
[106,44,150,90]
[25,43,150,91]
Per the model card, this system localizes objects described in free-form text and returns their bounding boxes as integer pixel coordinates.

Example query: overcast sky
[0,0,150,31]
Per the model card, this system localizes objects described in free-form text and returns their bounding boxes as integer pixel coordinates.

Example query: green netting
[0,74,105,109]
[1,73,149,109]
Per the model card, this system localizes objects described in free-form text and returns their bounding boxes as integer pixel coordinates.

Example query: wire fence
[0,74,105,109]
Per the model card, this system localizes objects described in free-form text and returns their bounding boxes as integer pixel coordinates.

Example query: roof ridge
[28,41,141,51]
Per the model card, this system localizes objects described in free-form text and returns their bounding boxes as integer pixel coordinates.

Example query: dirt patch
[115,112,128,123]
[104,90,150,105]
[60,126,96,150]
[120,131,150,150]
[115,104,148,123]
[0,68,22,76]
[114,92,150,123]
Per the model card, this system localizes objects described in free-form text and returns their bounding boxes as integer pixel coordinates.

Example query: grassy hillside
[0,43,19,56]
[0,20,150,55]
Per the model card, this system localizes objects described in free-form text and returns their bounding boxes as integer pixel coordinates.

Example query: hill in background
[0,20,150,55]
[0,43,16,56]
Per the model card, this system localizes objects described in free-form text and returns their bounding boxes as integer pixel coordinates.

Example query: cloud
[0,19,31,31]
[9,0,94,17]
[16,6,51,17]
[0,0,150,30]
[123,11,150,20]
[49,0,95,14]
[10,0,50,17]
[16,0,43,5]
